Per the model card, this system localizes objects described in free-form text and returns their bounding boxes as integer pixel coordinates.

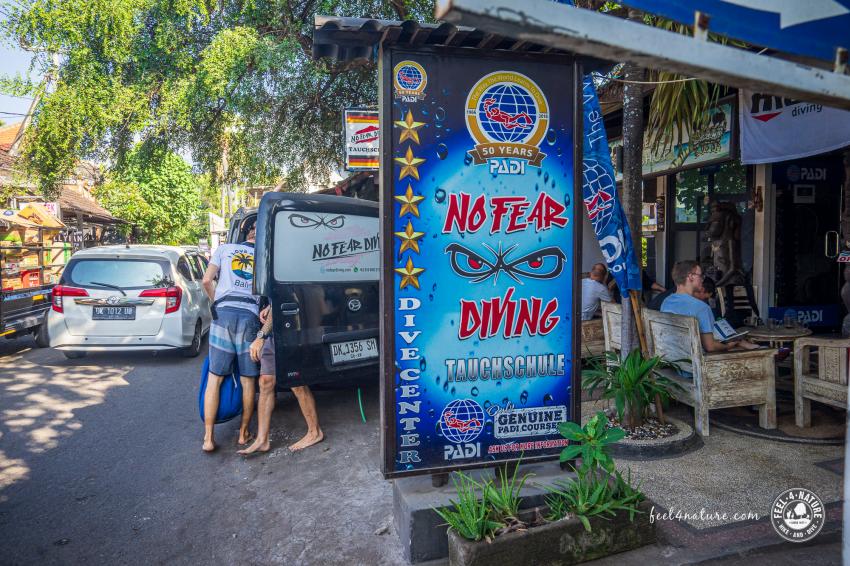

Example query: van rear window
[273,211,380,282]
[64,259,173,289]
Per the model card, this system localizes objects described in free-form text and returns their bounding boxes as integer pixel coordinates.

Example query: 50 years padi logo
[393,61,427,102]
[465,71,549,175]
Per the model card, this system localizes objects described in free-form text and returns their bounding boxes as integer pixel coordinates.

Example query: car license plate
[92,306,136,320]
[330,338,378,364]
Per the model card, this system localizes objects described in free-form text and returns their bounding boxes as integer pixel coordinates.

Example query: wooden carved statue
[704,201,745,287]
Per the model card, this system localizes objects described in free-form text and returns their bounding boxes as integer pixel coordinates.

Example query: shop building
[598,88,850,332]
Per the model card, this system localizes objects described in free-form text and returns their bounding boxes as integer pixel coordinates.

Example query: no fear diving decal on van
[273,211,379,282]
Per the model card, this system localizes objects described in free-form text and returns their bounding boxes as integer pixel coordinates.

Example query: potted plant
[438,413,655,566]
[583,349,683,429]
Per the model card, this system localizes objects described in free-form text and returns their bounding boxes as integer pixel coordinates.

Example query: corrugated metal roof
[313,16,565,62]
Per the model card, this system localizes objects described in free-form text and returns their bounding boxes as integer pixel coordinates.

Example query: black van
[246,193,379,386]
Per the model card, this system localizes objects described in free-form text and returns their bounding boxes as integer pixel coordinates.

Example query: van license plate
[92,306,136,320]
[330,338,378,364]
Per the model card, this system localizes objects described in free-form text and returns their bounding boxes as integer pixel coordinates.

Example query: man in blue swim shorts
[200,223,260,452]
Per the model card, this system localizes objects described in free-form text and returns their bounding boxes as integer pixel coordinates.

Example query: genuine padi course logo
[771,488,825,542]
[393,61,427,102]
[465,71,549,175]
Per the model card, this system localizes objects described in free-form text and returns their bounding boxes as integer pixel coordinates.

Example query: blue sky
[0,42,39,125]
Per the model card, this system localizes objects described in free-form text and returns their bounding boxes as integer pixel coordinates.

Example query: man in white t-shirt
[200,223,261,452]
[581,263,612,320]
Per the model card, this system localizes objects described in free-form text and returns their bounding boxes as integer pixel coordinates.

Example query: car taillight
[139,286,182,314]
[52,285,89,313]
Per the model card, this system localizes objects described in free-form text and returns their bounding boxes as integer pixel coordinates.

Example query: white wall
[580,211,605,273]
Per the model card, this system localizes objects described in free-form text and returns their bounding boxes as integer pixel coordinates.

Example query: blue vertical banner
[382,50,577,477]
[581,76,642,292]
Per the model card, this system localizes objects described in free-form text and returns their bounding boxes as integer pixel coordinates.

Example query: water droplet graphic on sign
[564,194,570,207]
[520,390,529,405]
[471,387,479,397]
[546,128,557,145]
[436,144,448,160]
[435,188,446,203]
[443,381,449,392]
[428,408,435,418]
[420,358,427,371]
[463,153,473,166]
[435,107,446,121]
[450,387,456,396]
[484,421,494,434]
[543,393,554,406]
[544,171,550,183]
[435,376,441,385]
[484,400,492,410]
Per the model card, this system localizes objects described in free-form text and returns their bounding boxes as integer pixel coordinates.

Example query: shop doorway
[665,161,754,286]
[772,154,846,331]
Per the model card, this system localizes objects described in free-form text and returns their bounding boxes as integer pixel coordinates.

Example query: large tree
[95,146,205,244]
[1,0,432,196]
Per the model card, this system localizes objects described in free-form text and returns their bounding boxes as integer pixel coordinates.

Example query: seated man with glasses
[661,260,760,353]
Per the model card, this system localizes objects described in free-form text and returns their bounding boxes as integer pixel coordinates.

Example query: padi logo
[393,61,427,102]
[749,93,824,123]
[465,71,549,175]
[787,165,826,182]
[444,442,481,461]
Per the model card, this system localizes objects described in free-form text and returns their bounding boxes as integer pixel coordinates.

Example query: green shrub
[583,349,683,428]
[434,473,503,542]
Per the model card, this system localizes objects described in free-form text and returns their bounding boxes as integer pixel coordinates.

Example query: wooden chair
[793,336,850,427]
[580,318,606,358]
[642,308,776,436]
[600,301,622,354]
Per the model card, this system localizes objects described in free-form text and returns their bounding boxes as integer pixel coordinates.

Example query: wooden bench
[580,318,605,358]
[642,309,776,436]
[793,336,850,427]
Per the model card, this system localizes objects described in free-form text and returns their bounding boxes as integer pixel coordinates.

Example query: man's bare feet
[238,439,270,456]
[289,430,324,451]
[202,439,216,452]
[237,432,254,445]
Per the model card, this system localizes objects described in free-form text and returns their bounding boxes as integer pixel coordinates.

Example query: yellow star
[394,257,425,290]
[394,184,425,217]
[394,110,426,144]
[394,146,425,181]
[394,221,425,255]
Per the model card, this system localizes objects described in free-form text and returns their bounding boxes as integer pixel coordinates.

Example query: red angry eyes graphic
[444,243,566,283]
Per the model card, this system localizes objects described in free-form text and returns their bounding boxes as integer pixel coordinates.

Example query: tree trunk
[841,149,850,336]
[619,8,646,355]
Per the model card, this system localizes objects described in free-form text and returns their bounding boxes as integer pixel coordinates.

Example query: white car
[48,245,212,359]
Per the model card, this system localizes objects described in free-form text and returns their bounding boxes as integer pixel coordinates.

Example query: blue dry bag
[198,356,243,423]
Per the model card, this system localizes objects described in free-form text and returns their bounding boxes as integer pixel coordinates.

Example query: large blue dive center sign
[380,49,580,477]
[619,0,850,63]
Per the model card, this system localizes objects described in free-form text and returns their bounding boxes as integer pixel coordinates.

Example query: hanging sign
[381,49,580,478]
[740,90,850,165]
[344,109,380,170]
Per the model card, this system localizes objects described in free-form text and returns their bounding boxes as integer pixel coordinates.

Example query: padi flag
[581,75,642,292]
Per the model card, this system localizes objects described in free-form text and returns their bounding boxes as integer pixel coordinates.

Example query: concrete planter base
[447,500,655,566]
